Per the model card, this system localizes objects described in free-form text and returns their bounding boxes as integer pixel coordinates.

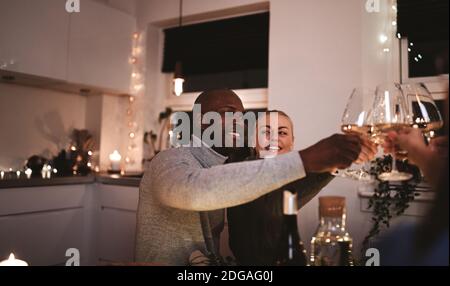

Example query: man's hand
[299,134,374,174]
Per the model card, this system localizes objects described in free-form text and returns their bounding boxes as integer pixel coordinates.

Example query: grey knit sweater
[135,145,307,265]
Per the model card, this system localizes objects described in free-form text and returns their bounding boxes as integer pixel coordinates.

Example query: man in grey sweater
[135,89,375,265]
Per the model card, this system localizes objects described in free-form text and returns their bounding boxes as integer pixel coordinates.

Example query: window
[162,12,269,92]
[398,0,449,79]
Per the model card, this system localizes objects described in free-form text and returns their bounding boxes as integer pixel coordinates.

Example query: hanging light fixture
[173,0,184,97]
[173,61,184,97]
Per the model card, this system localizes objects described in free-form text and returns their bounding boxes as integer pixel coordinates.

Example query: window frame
[400,38,449,100]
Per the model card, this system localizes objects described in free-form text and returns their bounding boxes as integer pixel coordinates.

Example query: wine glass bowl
[402,82,444,141]
[371,83,413,182]
[337,87,376,181]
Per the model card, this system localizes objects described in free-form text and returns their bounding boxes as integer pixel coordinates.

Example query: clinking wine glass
[403,82,444,142]
[371,83,413,182]
[337,87,376,181]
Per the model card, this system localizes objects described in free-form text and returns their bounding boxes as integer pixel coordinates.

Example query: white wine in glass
[372,83,413,182]
[403,82,444,141]
[338,88,376,181]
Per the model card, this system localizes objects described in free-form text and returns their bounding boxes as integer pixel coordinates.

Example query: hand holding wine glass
[383,127,447,187]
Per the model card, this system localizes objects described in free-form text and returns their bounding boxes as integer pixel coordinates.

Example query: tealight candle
[0,171,4,180]
[109,150,122,172]
[0,253,28,266]
[41,164,47,179]
[25,168,32,179]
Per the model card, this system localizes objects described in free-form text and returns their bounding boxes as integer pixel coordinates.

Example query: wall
[0,83,129,173]
[0,83,86,170]
[136,0,405,258]
[92,0,137,16]
[268,0,400,255]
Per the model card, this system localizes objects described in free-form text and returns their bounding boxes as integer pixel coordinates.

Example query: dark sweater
[228,169,333,266]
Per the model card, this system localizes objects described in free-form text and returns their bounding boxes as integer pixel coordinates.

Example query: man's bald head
[194,89,244,114]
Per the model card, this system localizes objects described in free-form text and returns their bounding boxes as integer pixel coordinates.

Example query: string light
[125,30,146,171]
[134,84,144,92]
[379,34,388,44]
[130,57,138,64]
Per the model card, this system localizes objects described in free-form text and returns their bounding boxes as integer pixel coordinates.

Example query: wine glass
[336,87,376,181]
[402,82,444,142]
[371,83,413,182]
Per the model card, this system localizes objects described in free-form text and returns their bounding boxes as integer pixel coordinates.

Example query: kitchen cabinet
[0,0,70,81]
[97,184,139,263]
[0,0,135,94]
[67,0,135,93]
[0,182,139,266]
[0,184,90,266]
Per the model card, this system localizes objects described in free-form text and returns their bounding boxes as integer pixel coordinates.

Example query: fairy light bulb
[379,34,388,44]
[174,78,184,97]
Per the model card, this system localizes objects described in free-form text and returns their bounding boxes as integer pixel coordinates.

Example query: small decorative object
[310,196,353,266]
[24,168,32,179]
[0,253,28,266]
[41,164,52,179]
[69,129,95,176]
[109,150,122,173]
[25,155,48,178]
[0,171,4,180]
[362,156,421,252]
[50,129,95,177]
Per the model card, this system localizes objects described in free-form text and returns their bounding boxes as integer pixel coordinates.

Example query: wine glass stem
[391,154,397,173]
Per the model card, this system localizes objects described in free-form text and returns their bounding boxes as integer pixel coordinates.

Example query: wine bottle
[274,191,308,266]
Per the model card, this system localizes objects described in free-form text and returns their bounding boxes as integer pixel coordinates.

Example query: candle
[25,168,32,179]
[41,164,47,179]
[0,253,28,266]
[47,165,52,179]
[109,150,122,171]
[0,171,4,180]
